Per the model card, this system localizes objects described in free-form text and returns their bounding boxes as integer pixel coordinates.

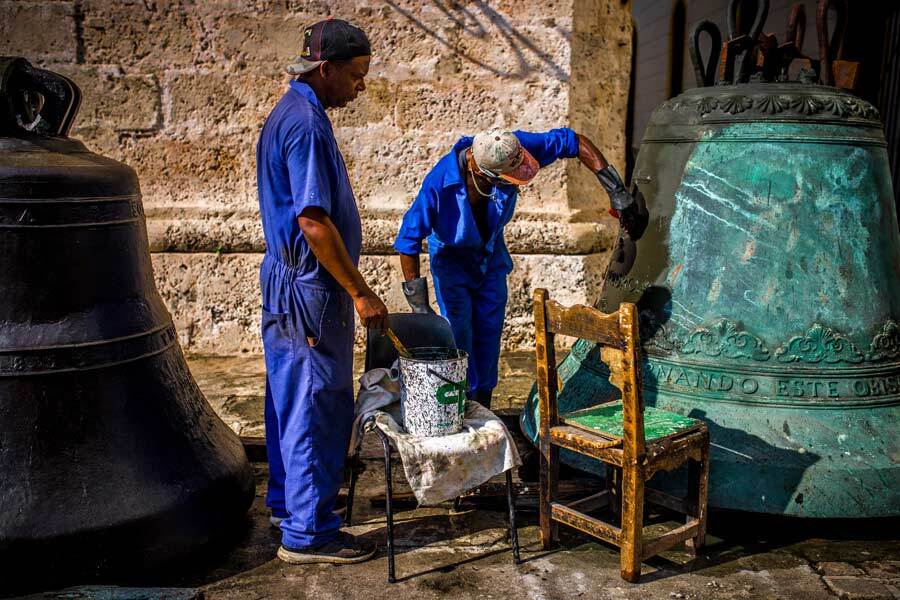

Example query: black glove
[401,277,436,314]
[596,165,633,212]
[597,166,649,241]
[619,185,649,241]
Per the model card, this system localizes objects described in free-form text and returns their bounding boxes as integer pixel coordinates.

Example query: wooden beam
[641,521,700,560]
[551,502,622,545]
[567,489,611,513]
[544,299,624,347]
[645,488,693,515]
[550,426,623,464]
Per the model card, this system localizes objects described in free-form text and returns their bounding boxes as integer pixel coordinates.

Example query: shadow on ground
[9,355,900,599]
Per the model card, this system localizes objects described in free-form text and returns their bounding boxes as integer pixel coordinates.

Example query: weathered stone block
[53,65,160,131]
[392,80,567,134]
[335,124,460,209]
[817,562,866,577]
[118,132,257,209]
[82,0,206,68]
[164,68,282,136]
[455,21,571,83]
[360,2,465,82]
[210,14,313,66]
[822,576,897,600]
[0,1,77,63]
[328,77,398,129]
[493,0,573,19]
[151,251,609,356]
[860,561,900,579]
[569,0,633,176]
[143,206,615,255]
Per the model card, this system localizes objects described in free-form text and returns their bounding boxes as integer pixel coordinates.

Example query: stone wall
[2,0,632,355]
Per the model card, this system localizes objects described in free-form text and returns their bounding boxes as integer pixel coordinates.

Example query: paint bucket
[399,347,468,437]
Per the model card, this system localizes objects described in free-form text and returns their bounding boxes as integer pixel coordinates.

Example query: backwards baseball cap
[471,129,540,185]
[286,18,371,76]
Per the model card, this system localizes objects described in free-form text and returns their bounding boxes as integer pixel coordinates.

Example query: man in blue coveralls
[394,129,644,409]
[257,18,387,565]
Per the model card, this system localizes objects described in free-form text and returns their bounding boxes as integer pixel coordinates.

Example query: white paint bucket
[399,347,468,437]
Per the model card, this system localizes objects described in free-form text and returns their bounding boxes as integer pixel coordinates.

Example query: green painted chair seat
[562,401,701,441]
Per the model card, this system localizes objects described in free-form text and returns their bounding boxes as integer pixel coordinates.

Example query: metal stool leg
[377,429,396,584]
[344,451,359,526]
[506,469,521,564]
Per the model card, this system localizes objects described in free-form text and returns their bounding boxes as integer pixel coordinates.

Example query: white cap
[471,129,539,185]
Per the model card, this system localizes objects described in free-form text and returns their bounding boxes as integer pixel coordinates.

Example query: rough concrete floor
[17,355,900,600]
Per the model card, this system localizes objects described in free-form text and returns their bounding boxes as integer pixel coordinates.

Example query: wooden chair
[533,289,710,582]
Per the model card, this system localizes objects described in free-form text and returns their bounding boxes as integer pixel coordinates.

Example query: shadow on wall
[385,0,570,81]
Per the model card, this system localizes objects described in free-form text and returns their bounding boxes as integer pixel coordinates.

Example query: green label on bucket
[436,379,467,415]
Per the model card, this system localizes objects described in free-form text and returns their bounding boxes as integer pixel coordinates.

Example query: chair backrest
[533,288,646,457]
[365,312,456,371]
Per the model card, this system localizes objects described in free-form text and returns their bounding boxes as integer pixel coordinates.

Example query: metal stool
[344,416,520,583]
[347,313,521,583]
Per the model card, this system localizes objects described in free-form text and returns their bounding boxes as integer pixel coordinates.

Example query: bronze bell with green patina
[523,1,900,517]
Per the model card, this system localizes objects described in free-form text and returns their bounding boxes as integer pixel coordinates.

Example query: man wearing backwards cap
[394,129,647,409]
[257,18,386,565]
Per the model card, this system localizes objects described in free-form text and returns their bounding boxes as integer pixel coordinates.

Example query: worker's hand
[616,186,649,241]
[401,277,436,314]
[596,165,633,212]
[596,165,649,241]
[354,290,388,333]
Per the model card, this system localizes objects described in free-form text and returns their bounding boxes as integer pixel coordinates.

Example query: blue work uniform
[256,80,361,550]
[394,129,579,394]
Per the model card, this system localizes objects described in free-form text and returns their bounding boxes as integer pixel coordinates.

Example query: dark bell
[0,58,254,582]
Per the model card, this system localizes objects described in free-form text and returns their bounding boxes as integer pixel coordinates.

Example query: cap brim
[499,149,539,185]
[286,58,324,75]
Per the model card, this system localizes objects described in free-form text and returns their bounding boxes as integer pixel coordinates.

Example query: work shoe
[277,531,376,565]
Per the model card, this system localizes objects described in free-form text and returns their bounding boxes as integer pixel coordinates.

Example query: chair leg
[686,445,710,554]
[377,430,396,584]
[606,464,620,520]
[619,464,645,583]
[505,469,521,564]
[539,441,559,550]
[344,451,360,526]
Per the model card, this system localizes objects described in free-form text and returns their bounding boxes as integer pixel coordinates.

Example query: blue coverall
[256,80,361,550]
[394,129,580,395]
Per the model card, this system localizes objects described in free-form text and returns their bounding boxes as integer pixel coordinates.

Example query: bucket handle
[426,367,467,415]
[426,368,467,392]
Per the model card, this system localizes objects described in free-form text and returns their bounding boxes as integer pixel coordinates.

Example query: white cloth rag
[352,366,522,506]
[349,362,401,453]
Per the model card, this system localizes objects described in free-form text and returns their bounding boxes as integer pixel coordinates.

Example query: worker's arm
[298,207,387,331]
[575,133,609,173]
[574,132,648,240]
[400,253,420,281]
[394,182,437,314]
[573,132,631,212]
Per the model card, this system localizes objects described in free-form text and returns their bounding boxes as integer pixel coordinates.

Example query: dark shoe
[277,531,376,565]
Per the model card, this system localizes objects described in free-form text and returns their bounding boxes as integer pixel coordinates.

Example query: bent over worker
[257,18,387,565]
[394,129,645,409]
